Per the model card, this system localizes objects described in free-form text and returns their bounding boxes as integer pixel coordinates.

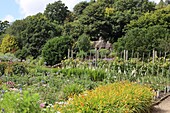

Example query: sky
[0,0,160,22]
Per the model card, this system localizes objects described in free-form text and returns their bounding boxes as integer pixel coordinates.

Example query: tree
[44,0,70,24]
[109,0,155,42]
[0,20,9,35]
[77,0,155,43]
[114,0,155,12]
[79,2,113,41]
[73,1,89,16]
[42,36,72,65]
[114,25,170,56]
[0,34,18,53]
[76,34,91,52]
[5,20,27,48]
[7,13,61,59]
[126,5,170,30]
[63,21,84,39]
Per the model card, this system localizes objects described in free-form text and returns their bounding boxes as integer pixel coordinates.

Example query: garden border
[152,93,170,106]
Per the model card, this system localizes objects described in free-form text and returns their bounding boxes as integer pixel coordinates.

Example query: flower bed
[55,81,154,113]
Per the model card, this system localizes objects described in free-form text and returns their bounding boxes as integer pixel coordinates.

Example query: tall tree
[114,25,170,55]
[77,0,155,43]
[79,2,113,41]
[126,5,170,30]
[73,1,89,16]
[44,0,70,24]
[63,21,84,39]
[10,13,61,59]
[0,20,9,35]
[5,20,27,48]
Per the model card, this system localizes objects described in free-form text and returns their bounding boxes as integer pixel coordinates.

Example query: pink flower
[40,103,45,108]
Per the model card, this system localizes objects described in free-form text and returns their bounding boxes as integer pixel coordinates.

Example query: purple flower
[19,88,22,93]
[2,108,4,112]
[1,90,5,94]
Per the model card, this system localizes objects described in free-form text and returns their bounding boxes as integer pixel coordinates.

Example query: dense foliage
[6,13,60,59]
[0,90,40,113]
[0,34,18,53]
[76,34,91,52]
[44,1,70,24]
[114,25,170,55]
[42,36,72,65]
[0,20,9,35]
[1,0,170,60]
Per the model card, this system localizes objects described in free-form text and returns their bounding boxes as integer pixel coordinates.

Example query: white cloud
[15,0,90,17]
[15,0,55,17]
[2,15,15,22]
[15,0,159,18]
[150,0,160,3]
[62,0,90,10]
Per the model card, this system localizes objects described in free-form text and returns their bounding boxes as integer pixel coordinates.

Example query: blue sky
[0,0,160,22]
[0,0,20,21]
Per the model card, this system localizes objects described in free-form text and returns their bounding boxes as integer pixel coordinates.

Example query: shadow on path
[152,97,170,113]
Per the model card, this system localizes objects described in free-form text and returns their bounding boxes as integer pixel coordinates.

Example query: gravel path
[152,96,170,113]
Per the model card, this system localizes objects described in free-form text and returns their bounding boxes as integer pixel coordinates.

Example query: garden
[0,0,170,112]
[0,52,170,112]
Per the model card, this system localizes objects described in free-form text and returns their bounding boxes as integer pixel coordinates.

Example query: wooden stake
[124,50,126,61]
[71,50,73,59]
[153,49,155,64]
[126,50,128,61]
[132,50,134,58]
[68,49,70,59]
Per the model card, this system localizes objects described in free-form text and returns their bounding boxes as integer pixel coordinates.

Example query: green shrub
[0,62,7,75]
[12,62,28,75]
[99,49,110,58]
[76,50,87,59]
[0,62,28,76]
[42,36,72,66]
[0,34,18,53]
[56,81,154,113]
[0,52,18,62]
[76,34,91,52]
[0,90,40,113]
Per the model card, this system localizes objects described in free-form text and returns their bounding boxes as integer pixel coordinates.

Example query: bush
[0,90,40,113]
[0,62,28,76]
[76,34,91,52]
[0,52,18,62]
[99,49,110,58]
[0,34,18,53]
[12,62,28,75]
[57,81,154,113]
[42,36,72,66]
[0,62,7,75]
